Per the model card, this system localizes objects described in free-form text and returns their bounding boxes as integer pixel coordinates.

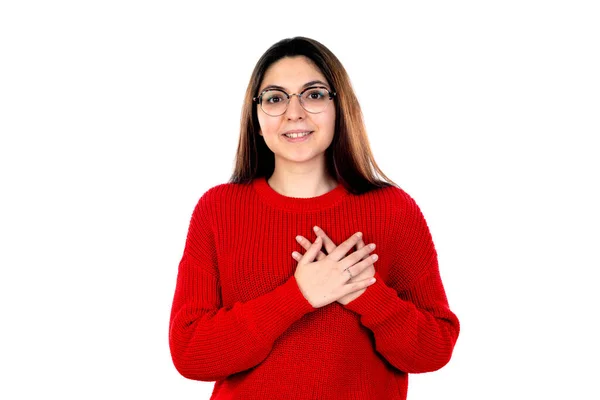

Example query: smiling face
[257,56,336,169]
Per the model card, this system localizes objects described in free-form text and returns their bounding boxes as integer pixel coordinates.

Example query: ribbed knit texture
[169,177,460,400]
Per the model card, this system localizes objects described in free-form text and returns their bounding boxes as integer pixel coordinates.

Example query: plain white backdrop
[1,1,598,399]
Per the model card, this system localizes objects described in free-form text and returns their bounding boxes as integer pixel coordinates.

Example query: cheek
[258,114,280,136]
[318,112,336,134]
[328,114,336,130]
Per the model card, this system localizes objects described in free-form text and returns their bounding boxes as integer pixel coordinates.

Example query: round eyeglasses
[253,86,336,117]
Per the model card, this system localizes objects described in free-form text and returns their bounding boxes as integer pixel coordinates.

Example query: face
[257,56,336,168]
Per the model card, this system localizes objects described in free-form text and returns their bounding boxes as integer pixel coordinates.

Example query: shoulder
[358,184,421,216]
[361,185,432,240]
[198,181,253,204]
[189,182,252,228]
[193,181,254,216]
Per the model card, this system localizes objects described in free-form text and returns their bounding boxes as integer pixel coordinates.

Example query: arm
[343,190,460,373]
[169,192,315,381]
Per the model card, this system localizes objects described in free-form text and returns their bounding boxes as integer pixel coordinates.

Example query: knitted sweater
[169,177,460,400]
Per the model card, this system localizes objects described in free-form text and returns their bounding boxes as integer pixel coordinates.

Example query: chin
[280,150,327,164]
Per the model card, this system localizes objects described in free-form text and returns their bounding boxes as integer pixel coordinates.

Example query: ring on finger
[344,267,353,280]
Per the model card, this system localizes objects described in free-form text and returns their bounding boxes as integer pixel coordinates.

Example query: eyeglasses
[253,86,336,117]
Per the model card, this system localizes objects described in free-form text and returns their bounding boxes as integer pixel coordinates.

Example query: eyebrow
[260,80,330,93]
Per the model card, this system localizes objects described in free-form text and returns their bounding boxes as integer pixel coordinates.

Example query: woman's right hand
[293,232,378,308]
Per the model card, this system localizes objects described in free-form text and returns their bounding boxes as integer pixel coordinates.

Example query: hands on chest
[292,226,378,308]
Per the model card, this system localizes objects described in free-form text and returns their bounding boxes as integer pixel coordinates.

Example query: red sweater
[169,177,459,399]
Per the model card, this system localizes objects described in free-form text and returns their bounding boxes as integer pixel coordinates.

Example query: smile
[282,131,313,142]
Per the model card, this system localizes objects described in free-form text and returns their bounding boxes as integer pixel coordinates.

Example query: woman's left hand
[292,226,376,305]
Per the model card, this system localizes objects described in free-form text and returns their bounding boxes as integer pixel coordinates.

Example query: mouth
[282,131,314,141]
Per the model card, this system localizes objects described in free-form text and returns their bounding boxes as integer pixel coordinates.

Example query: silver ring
[344,268,353,280]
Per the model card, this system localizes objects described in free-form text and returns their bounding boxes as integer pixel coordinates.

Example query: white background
[1,1,598,399]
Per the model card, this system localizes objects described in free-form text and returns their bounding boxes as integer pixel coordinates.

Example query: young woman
[169,37,460,399]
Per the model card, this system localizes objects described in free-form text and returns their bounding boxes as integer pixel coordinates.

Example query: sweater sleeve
[169,191,315,381]
[343,190,460,373]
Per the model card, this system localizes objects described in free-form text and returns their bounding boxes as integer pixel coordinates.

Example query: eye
[265,94,283,103]
[304,88,327,101]
[263,90,286,104]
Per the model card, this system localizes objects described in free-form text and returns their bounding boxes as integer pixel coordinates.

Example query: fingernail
[369,278,376,284]
[356,232,362,238]
[292,252,298,258]
[313,226,319,232]
[371,254,378,261]
[369,243,376,250]
[296,235,303,242]
[315,236,321,243]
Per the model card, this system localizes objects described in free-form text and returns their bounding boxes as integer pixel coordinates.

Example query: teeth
[284,131,312,138]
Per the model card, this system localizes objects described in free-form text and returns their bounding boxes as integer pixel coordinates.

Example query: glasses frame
[253,86,337,117]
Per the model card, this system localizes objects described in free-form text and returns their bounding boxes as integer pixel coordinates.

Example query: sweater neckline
[252,176,349,212]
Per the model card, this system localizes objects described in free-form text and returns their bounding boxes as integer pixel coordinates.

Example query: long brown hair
[229,36,398,195]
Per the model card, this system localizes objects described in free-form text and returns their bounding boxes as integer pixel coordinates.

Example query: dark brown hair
[229,36,398,194]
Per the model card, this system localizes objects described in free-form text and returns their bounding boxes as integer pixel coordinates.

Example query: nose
[285,94,305,120]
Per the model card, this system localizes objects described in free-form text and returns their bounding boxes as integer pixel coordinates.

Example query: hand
[293,231,378,309]
[292,226,377,306]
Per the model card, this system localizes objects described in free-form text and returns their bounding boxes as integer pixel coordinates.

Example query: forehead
[260,56,329,91]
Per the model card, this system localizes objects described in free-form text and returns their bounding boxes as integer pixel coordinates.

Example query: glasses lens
[261,90,288,116]
[301,87,330,113]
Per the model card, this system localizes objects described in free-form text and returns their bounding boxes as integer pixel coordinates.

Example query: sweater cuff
[245,276,315,342]
[343,272,411,331]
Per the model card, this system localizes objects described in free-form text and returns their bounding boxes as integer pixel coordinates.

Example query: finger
[350,264,376,281]
[345,240,369,281]
[355,237,365,251]
[355,237,365,259]
[341,276,377,295]
[292,250,326,261]
[295,235,326,260]
[344,254,378,278]
[297,235,322,264]
[341,243,376,269]
[329,232,364,261]
[313,226,337,255]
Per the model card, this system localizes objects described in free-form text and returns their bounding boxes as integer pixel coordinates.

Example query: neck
[267,161,337,198]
